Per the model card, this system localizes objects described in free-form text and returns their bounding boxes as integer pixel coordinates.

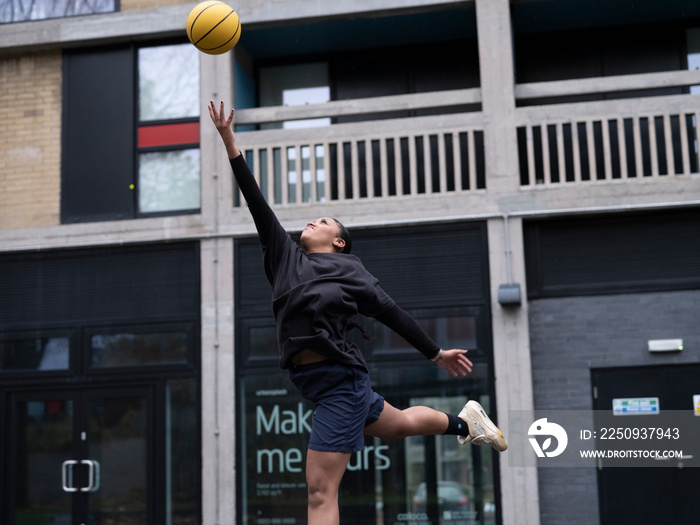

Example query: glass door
[8,385,153,525]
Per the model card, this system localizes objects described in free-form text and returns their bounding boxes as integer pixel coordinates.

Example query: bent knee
[307,479,337,508]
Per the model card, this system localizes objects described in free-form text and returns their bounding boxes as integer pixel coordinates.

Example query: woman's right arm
[208,100,275,244]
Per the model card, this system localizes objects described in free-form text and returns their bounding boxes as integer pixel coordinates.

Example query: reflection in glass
[0,336,70,372]
[240,372,309,523]
[249,325,279,360]
[138,148,201,213]
[240,362,495,524]
[406,396,496,525]
[139,44,200,122]
[372,315,477,356]
[91,332,188,368]
[166,378,199,524]
[87,396,147,523]
[15,399,74,524]
[0,0,116,23]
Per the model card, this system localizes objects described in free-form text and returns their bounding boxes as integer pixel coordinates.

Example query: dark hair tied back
[332,218,352,254]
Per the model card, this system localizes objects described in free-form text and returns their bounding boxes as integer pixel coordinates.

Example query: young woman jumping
[209,101,507,525]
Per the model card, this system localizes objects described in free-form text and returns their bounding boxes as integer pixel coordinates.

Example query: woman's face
[300,217,345,253]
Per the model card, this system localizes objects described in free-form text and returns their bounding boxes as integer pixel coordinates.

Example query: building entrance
[6,383,154,524]
[0,242,201,524]
[592,364,700,525]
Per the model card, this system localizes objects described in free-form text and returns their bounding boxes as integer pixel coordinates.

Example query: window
[0,332,72,373]
[89,329,191,369]
[240,364,497,524]
[137,44,201,215]
[524,209,700,298]
[258,62,331,130]
[369,312,480,361]
[0,0,116,23]
[62,43,200,223]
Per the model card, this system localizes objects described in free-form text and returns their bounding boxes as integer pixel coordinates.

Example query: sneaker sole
[458,400,508,452]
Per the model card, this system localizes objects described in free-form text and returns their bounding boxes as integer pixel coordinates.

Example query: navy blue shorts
[289,361,385,454]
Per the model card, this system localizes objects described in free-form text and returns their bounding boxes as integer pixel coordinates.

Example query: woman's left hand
[436,349,473,377]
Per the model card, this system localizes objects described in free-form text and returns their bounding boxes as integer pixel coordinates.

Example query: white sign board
[612,397,659,416]
[694,394,700,416]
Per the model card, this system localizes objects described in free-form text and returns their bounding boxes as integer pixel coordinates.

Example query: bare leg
[363,400,449,440]
[305,449,351,525]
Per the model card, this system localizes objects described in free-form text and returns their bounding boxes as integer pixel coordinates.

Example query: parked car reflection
[412,481,469,513]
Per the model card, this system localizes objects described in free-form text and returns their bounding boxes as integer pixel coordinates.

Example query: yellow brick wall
[122,0,194,11]
[0,52,62,230]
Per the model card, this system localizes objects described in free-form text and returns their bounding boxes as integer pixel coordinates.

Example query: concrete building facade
[2,1,699,524]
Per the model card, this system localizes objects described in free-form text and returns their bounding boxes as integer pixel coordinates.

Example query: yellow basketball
[186,1,241,55]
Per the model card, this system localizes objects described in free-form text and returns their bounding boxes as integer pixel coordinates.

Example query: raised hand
[208,100,240,159]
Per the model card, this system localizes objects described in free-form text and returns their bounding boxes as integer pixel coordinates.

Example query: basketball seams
[205,15,241,51]
[195,10,238,50]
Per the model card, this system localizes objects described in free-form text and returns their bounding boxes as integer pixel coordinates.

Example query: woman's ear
[333,237,346,252]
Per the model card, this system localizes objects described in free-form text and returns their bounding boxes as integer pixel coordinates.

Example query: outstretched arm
[209,101,276,245]
[375,305,473,377]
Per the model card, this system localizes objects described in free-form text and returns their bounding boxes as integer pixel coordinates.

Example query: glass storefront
[0,243,201,524]
[239,361,496,525]
[235,222,498,525]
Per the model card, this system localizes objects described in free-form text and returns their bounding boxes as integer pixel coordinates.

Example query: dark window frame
[524,208,700,299]
[83,321,198,376]
[0,328,77,377]
[61,40,200,224]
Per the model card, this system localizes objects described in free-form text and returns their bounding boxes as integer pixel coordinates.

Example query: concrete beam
[0,0,471,55]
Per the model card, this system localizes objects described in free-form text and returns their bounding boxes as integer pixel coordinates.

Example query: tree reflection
[0,0,115,23]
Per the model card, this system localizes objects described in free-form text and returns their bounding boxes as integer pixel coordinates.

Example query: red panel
[138,121,200,148]
[46,400,63,415]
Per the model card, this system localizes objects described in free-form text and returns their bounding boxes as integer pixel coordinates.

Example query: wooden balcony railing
[516,94,700,186]
[236,110,486,207]
[515,70,700,187]
[232,70,700,207]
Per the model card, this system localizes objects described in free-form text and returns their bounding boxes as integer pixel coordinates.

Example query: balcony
[235,89,485,206]
[516,71,700,186]
[233,69,700,217]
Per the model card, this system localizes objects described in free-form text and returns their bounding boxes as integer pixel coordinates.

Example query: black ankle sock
[443,413,469,436]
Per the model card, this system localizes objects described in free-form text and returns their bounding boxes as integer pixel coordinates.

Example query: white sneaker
[457,400,508,452]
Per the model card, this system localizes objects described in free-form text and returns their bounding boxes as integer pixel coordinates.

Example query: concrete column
[487,216,539,525]
[475,0,519,190]
[200,52,235,230]
[475,1,540,524]
[201,237,236,525]
[200,52,236,525]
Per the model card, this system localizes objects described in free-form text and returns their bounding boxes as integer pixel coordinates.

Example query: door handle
[62,459,101,493]
[62,460,78,493]
[80,459,101,493]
